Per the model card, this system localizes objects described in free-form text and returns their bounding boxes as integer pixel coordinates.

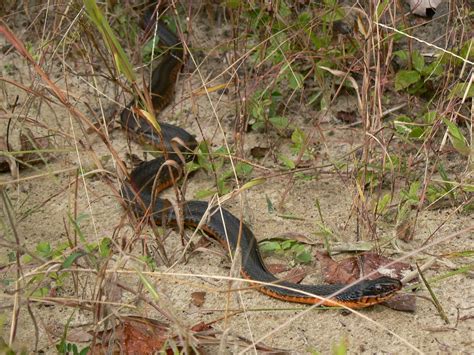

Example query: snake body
[120,19,402,308]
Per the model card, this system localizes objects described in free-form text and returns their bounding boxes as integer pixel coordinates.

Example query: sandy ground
[1,3,473,354]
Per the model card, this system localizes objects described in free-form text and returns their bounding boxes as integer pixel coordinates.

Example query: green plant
[393,49,444,95]
[260,239,312,264]
[187,142,254,197]
[393,111,436,141]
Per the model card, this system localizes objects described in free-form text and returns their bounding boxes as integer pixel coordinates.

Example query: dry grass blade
[416,263,449,324]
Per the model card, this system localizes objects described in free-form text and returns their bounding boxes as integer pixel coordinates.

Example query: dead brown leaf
[283,267,307,284]
[191,291,206,307]
[315,251,358,284]
[250,146,270,158]
[90,316,170,354]
[266,263,290,274]
[316,251,412,283]
[383,293,417,312]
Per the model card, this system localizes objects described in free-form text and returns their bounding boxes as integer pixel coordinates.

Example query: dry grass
[0,1,473,353]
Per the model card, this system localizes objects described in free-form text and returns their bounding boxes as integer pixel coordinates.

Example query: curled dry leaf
[407,0,442,16]
[90,316,171,354]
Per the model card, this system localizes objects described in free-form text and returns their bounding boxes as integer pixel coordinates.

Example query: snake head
[359,276,403,297]
[337,276,402,306]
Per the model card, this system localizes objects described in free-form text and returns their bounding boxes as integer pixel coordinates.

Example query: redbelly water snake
[119,19,402,308]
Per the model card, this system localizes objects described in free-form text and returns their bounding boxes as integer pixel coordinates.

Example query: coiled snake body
[120,20,402,308]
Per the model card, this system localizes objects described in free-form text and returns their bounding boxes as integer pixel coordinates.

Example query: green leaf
[295,250,312,264]
[226,0,240,9]
[291,128,305,146]
[259,241,282,253]
[194,189,216,199]
[376,0,389,17]
[289,72,304,90]
[376,193,391,214]
[99,238,112,257]
[449,82,474,99]
[281,240,294,250]
[409,126,425,139]
[32,287,49,297]
[278,155,295,169]
[62,252,84,269]
[422,111,437,124]
[269,115,289,129]
[266,195,275,213]
[36,242,52,258]
[460,39,474,60]
[21,254,33,264]
[235,162,253,176]
[332,338,347,355]
[394,115,413,135]
[83,0,135,83]
[394,70,420,91]
[442,118,470,156]
[411,51,425,72]
[422,59,444,77]
[393,50,409,63]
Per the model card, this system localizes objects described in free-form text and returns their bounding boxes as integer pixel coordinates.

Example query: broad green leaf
[295,250,312,264]
[289,72,304,90]
[409,126,425,139]
[291,128,305,146]
[442,118,470,156]
[393,50,409,62]
[394,70,420,91]
[281,240,294,250]
[449,82,474,99]
[269,115,289,129]
[235,162,253,176]
[36,242,52,258]
[422,111,437,124]
[422,59,444,77]
[259,241,282,253]
[411,51,425,72]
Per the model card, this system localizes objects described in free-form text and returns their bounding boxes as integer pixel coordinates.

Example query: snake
[119,19,402,308]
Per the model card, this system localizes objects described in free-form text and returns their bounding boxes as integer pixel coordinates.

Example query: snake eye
[373,284,383,292]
